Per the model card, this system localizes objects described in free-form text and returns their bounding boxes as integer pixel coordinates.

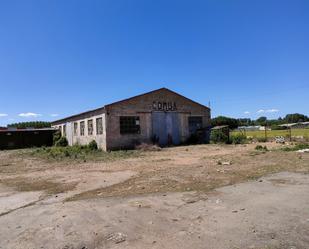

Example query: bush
[53,130,62,145]
[54,136,68,147]
[31,145,139,161]
[210,130,229,144]
[281,143,309,152]
[255,145,268,151]
[88,140,98,150]
[230,134,247,144]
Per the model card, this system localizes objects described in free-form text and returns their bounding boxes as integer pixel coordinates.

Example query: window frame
[87,119,93,136]
[119,116,141,135]
[63,124,66,137]
[80,121,85,136]
[96,117,103,135]
[73,122,78,136]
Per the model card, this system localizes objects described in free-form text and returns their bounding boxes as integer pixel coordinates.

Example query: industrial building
[51,88,211,150]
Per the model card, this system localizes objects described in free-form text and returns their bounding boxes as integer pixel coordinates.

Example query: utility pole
[264,122,267,141]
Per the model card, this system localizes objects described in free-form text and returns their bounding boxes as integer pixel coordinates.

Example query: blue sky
[0,0,308,126]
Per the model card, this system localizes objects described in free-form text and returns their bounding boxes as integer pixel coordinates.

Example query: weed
[255,145,268,152]
[30,145,140,162]
[281,143,309,152]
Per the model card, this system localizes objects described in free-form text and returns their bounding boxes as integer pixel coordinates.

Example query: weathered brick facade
[51,88,211,151]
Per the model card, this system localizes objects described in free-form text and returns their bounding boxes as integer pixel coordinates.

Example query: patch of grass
[29,145,141,162]
[255,145,269,152]
[230,134,247,144]
[231,128,309,139]
[0,177,77,195]
[281,143,309,152]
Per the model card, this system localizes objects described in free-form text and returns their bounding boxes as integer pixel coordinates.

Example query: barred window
[88,119,93,135]
[120,116,140,134]
[80,121,85,136]
[63,124,66,137]
[96,117,103,135]
[73,122,78,136]
[188,116,203,134]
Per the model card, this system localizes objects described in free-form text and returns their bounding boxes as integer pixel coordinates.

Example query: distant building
[278,121,309,129]
[237,125,271,131]
[51,88,211,150]
[0,128,56,150]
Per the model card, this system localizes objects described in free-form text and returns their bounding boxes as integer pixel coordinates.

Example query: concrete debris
[222,161,232,166]
[106,232,127,244]
[297,149,309,153]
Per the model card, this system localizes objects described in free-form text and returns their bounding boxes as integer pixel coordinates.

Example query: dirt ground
[0,143,309,249]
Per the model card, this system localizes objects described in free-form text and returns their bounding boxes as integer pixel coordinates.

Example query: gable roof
[52,87,210,125]
[105,87,210,110]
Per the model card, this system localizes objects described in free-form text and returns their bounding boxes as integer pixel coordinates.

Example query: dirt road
[0,144,308,248]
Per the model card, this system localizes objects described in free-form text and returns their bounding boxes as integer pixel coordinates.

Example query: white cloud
[18,112,42,118]
[50,114,59,117]
[266,109,279,113]
[244,111,250,114]
[257,109,279,114]
[0,113,8,117]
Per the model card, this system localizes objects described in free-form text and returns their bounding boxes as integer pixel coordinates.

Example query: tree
[283,113,308,123]
[256,116,267,126]
[211,116,239,129]
[7,121,51,129]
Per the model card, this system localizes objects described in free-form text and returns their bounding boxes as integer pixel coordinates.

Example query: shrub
[281,143,309,152]
[53,130,62,145]
[88,140,98,150]
[210,130,229,144]
[54,136,68,147]
[230,134,247,144]
[255,145,268,151]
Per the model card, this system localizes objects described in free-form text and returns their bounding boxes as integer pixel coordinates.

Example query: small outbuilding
[0,128,56,150]
[51,88,211,150]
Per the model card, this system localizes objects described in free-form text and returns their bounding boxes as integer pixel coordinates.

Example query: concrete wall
[52,112,107,150]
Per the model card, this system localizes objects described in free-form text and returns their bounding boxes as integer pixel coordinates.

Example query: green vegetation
[210,130,229,144]
[88,140,98,150]
[7,121,51,129]
[230,133,247,144]
[255,145,268,152]
[30,145,140,162]
[211,116,239,129]
[281,143,309,152]
[54,137,68,147]
[211,130,247,144]
[211,113,309,129]
[231,129,309,139]
[53,130,61,145]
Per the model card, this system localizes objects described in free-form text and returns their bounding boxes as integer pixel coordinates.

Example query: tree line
[7,121,51,129]
[211,113,309,130]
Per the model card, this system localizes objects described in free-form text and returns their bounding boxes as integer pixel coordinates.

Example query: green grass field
[231,128,309,139]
